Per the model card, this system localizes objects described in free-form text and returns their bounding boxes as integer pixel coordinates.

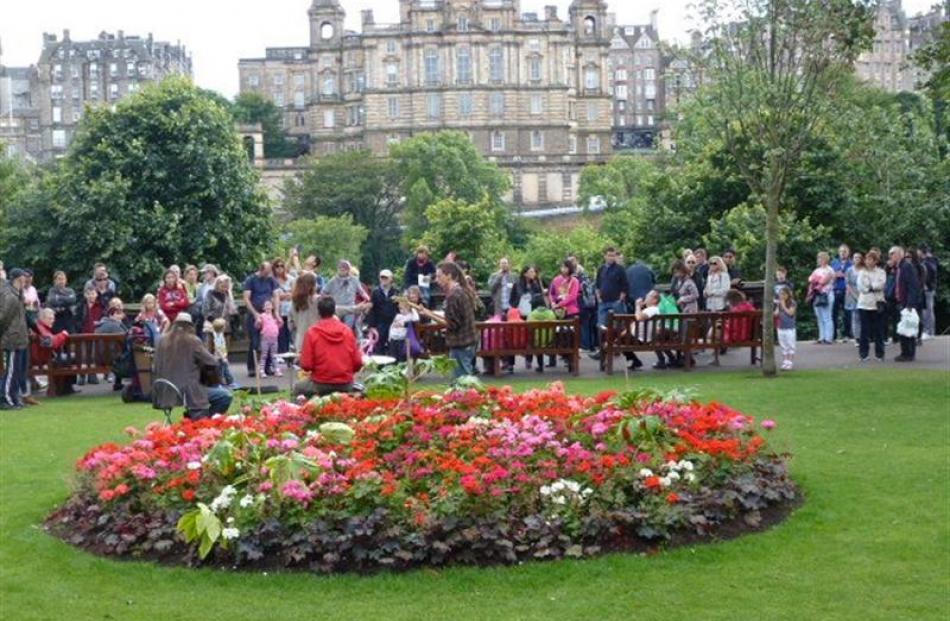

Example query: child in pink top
[256,300,283,377]
[549,261,581,317]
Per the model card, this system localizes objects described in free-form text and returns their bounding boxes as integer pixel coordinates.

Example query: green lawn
[1,369,948,621]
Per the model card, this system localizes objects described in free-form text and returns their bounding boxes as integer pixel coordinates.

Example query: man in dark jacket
[919,246,938,338]
[367,270,399,354]
[403,245,436,306]
[626,260,656,309]
[0,269,30,409]
[153,313,231,419]
[892,246,922,362]
[595,247,629,330]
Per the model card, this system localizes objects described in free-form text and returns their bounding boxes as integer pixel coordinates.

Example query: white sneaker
[921,333,932,341]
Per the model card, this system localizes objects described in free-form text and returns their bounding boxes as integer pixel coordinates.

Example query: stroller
[118,321,159,403]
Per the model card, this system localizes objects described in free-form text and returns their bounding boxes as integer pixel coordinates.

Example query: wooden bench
[601,311,763,375]
[28,333,127,396]
[414,317,581,376]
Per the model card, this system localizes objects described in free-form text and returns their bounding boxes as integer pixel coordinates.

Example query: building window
[52,107,62,123]
[457,47,472,84]
[616,69,628,81]
[426,93,442,119]
[89,62,98,76]
[109,63,118,77]
[568,101,576,121]
[248,74,260,87]
[585,67,598,90]
[490,18,502,32]
[388,96,399,118]
[528,56,542,82]
[126,61,135,75]
[294,91,305,108]
[489,47,504,83]
[73,110,81,122]
[52,129,67,148]
[128,82,138,94]
[109,84,119,100]
[644,67,655,80]
[530,93,543,114]
[294,74,305,87]
[458,92,473,117]
[426,19,435,32]
[489,92,505,117]
[53,64,63,81]
[274,91,285,107]
[587,102,599,121]
[323,109,335,128]
[587,136,601,154]
[530,130,544,151]
[647,115,654,126]
[51,85,63,100]
[355,72,365,93]
[636,115,643,126]
[424,48,441,85]
[584,16,596,36]
[569,134,577,154]
[386,40,397,54]
[646,99,655,111]
[645,83,656,98]
[458,15,469,32]
[491,130,505,152]
[322,75,336,95]
[616,84,628,99]
[386,63,398,87]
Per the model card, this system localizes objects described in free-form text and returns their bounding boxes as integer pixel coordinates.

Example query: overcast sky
[1,0,941,97]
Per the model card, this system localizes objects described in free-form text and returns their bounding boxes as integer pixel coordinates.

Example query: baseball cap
[379,269,393,279]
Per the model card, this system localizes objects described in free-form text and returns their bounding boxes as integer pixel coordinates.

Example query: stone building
[29,30,191,161]
[855,0,947,93]
[0,39,41,159]
[606,12,663,150]
[239,0,614,209]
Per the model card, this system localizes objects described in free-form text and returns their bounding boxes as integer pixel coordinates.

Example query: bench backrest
[604,311,763,351]
[415,317,581,357]
[31,333,127,374]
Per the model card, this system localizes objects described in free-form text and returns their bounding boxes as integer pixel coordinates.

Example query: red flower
[644,476,662,490]
[181,489,196,502]
[666,492,680,504]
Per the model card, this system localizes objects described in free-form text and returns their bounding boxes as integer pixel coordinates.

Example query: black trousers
[858,309,884,360]
[832,292,850,339]
[899,335,917,360]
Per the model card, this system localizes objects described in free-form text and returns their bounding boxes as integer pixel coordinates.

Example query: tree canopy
[3,77,273,295]
[231,92,298,159]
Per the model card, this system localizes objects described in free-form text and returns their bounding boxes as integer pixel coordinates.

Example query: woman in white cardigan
[856,249,887,361]
[704,256,731,312]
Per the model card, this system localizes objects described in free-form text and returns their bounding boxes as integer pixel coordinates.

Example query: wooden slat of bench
[24,333,127,397]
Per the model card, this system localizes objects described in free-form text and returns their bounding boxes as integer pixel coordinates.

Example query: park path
[30,336,950,400]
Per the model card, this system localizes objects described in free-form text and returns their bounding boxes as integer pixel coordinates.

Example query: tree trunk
[761,189,780,377]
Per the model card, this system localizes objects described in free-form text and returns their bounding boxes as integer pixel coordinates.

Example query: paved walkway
[28,336,950,401]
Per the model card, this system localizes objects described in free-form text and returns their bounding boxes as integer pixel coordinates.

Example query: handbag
[517,294,533,318]
[812,291,829,307]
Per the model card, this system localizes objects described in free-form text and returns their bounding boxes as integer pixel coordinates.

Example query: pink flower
[280,480,314,503]
[761,419,777,430]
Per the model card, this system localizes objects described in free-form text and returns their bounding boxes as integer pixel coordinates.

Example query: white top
[388,309,419,341]
[856,268,886,311]
[704,272,730,311]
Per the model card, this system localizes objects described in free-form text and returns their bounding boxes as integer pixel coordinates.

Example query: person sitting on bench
[295,296,364,398]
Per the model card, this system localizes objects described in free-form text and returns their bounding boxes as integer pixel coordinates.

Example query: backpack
[579,274,597,310]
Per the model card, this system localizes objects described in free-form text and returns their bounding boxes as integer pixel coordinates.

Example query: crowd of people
[0,240,940,412]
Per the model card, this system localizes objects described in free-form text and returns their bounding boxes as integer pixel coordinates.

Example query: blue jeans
[245,313,261,373]
[208,386,233,414]
[597,300,625,329]
[813,290,835,342]
[449,345,476,380]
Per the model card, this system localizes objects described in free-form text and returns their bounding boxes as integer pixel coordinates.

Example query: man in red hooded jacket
[295,296,363,398]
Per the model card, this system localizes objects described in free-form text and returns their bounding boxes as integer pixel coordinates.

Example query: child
[136,293,168,337]
[776,286,797,370]
[774,266,793,302]
[388,300,419,362]
[211,318,237,388]
[256,300,282,377]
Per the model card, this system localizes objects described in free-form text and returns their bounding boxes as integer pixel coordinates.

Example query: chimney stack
[362,9,375,27]
[650,9,659,33]
[544,5,558,21]
[62,29,70,42]
[118,30,125,41]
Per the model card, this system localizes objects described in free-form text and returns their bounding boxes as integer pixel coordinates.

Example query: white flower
[553,496,567,505]
[678,460,694,472]
[210,485,236,512]
[666,471,681,481]
[638,468,654,478]
[686,473,697,483]
[239,494,255,508]
[665,460,678,470]
[221,527,240,540]
[582,488,593,497]
[227,516,235,524]
[660,476,672,487]
[186,461,201,470]
[540,485,552,496]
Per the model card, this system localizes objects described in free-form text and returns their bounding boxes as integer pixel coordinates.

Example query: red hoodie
[299,318,363,385]
[31,322,69,367]
[158,285,190,324]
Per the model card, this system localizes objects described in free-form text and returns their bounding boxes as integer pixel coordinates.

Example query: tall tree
[3,77,273,294]
[282,149,402,278]
[692,0,875,376]
[390,131,511,242]
[231,92,297,159]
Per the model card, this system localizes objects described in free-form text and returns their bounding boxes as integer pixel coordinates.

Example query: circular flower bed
[47,385,798,572]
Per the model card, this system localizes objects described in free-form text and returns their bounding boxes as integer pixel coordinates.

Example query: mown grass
[1,369,948,621]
